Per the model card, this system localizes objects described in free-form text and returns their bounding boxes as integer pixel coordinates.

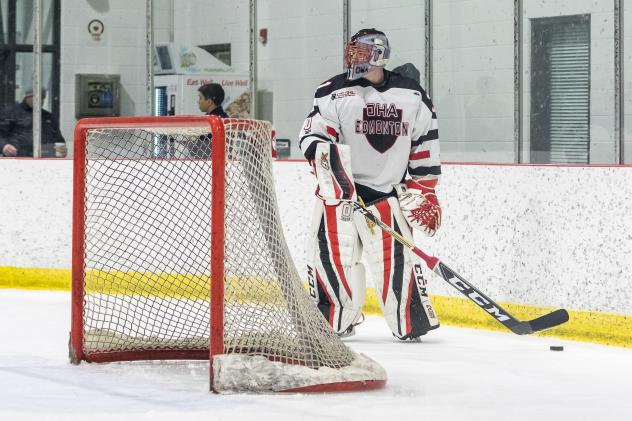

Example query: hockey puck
[550,345,564,351]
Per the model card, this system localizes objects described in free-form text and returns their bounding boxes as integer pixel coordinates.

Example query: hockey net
[69,116,386,393]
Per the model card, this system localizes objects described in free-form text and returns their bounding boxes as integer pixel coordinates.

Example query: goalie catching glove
[397,177,442,236]
[312,143,356,205]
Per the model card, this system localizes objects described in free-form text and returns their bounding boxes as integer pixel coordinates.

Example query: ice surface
[1,290,631,421]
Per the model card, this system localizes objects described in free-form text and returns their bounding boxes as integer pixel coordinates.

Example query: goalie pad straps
[306,199,365,334]
[314,143,356,205]
[354,196,440,339]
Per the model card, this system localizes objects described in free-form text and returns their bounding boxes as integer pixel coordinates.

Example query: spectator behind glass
[185,83,229,158]
[197,83,229,117]
[0,88,67,157]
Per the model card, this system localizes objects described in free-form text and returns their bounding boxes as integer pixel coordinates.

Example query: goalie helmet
[345,28,390,81]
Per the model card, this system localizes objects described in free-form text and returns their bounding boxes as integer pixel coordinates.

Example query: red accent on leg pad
[324,205,353,298]
[316,270,336,327]
[374,200,393,304]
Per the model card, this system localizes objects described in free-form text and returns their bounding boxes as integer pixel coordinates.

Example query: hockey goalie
[298,28,442,341]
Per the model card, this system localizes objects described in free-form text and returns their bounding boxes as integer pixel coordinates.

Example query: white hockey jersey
[299,71,440,202]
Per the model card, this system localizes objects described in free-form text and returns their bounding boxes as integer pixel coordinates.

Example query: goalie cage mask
[345,29,390,81]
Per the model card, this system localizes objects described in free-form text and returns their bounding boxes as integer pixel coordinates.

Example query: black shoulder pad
[306,105,320,118]
[386,71,425,94]
[388,71,434,112]
[314,73,349,98]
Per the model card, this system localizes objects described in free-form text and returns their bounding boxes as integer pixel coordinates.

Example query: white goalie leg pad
[355,196,439,339]
[390,198,440,335]
[306,199,364,334]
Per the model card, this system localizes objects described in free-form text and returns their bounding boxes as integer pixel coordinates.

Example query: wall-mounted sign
[88,19,104,41]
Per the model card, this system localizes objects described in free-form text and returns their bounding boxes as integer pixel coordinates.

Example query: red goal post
[69,115,386,393]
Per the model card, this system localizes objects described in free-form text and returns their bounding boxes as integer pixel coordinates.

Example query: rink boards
[1,159,632,347]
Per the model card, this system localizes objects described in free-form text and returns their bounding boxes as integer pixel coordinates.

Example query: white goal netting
[72,117,385,392]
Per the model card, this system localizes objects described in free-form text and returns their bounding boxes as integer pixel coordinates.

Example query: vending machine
[154,73,251,117]
[152,43,251,117]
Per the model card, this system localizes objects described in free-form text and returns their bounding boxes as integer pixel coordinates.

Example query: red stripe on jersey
[324,205,353,298]
[405,272,415,336]
[316,269,336,327]
[375,201,393,304]
[409,150,431,160]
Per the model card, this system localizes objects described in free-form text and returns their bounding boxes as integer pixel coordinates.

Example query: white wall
[170,0,250,74]
[433,0,515,163]
[623,2,632,164]
[0,160,72,269]
[256,0,344,158]
[1,160,631,315]
[350,0,426,85]
[522,0,616,164]
[59,1,150,152]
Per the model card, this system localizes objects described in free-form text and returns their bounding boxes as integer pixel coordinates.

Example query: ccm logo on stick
[442,267,511,322]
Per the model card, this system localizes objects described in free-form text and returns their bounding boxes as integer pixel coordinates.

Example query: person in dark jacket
[187,83,229,158]
[197,83,229,118]
[0,88,66,157]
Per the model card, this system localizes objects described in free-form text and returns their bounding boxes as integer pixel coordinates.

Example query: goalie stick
[350,201,569,335]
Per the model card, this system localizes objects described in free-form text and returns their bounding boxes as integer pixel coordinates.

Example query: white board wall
[1,160,630,315]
